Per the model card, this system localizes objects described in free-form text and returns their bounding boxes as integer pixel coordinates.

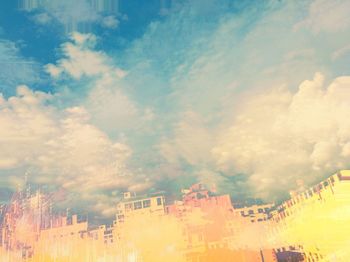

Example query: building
[115,192,166,224]
[235,203,274,223]
[167,183,277,262]
[269,170,350,261]
[13,176,350,261]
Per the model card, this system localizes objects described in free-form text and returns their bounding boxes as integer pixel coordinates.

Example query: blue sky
[1,0,350,219]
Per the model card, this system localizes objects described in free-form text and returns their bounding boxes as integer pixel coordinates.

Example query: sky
[1,0,350,220]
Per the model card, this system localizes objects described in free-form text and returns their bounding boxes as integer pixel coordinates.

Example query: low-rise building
[115,192,166,224]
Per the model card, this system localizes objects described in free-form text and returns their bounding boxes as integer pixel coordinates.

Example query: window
[143,199,151,208]
[134,201,142,210]
[198,234,203,241]
[240,211,245,216]
[248,209,254,215]
[258,208,263,213]
[197,193,206,199]
[157,197,162,206]
[337,173,342,180]
[125,203,133,211]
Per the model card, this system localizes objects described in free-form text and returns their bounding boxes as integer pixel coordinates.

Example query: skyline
[1,169,349,261]
[1,0,350,221]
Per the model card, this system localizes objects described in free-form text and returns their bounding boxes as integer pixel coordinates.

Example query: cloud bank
[213,73,350,198]
[0,85,143,217]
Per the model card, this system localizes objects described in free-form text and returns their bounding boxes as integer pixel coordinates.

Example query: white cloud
[0,85,141,216]
[45,33,155,135]
[5,0,350,208]
[102,16,119,29]
[45,33,110,79]
[159,111,215,167]
[127,0,350,197]
[86,78,139,132]
[213,73,350,199]
[71,32,97,46]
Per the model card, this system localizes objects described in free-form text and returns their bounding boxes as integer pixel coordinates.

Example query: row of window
[239,207,269,216]
[285,178,334,208]
[124,197,162,211]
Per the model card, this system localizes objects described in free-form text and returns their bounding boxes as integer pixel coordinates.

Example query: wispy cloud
[0,39,40,95]
[295,0,350,33]
[19,0,120,33]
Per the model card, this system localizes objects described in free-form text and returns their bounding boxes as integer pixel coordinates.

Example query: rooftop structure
[115,192,166,224]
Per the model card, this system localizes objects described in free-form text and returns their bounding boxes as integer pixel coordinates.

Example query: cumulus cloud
[127,0,346,197]
[45,32,108,80]
[46,32,153,136]
[0,85,145,216]
[2,0,350,213]
[213,73,350,199]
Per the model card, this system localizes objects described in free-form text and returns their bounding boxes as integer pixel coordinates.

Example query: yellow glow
[2,172,350,261]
